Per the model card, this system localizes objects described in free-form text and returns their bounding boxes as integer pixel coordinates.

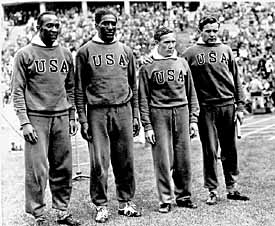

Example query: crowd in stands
[2,2,275,112]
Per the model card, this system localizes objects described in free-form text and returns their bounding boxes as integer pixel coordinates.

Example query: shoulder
[76,40,93,54]
[59,46,73,56]
[177,57,189,67]
[14,44,33,60]
[219,43,232,52]
[182,45,198,56]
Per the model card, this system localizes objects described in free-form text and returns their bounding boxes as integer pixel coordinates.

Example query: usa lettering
[34,59,69,73]
[91,54,128,67]
[196,51,228,65]
[153,69,185,84]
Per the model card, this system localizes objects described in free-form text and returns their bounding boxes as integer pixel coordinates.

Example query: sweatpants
[198,104,239,190]
[25,115,72,217]
[87,102,135,206]
[150,105,192,205]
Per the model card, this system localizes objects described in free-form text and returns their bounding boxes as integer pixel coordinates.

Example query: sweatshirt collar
[151,45,177,60]
[92,33,117,43]
[31,34,59,47]
[196,37,222,45]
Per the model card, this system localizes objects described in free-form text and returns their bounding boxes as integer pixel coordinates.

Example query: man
[75,8,141,223]
[12,11,80,226]
[138,27,199,213]
[182,16,249,205]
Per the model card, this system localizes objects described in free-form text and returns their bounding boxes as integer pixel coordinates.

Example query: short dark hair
[154,26,174,42]
[37,11,56,27]
[95,8,117,25]
[198,16,220,31]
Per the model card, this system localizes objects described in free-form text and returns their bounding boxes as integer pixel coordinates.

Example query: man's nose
[52,26,59,32]
[168,42,175,48]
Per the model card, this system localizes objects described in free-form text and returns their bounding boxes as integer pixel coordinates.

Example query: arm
[126,46,140,136]
[138,66,152,132]
[12,51,30,126]
[75,49,92,141]
[138,66,155,144]
[65,52,77,135]
[75,49,88,125]
[184,60,200,138]
[184,61,200,123]
[12,50,38,143]
[228,48,245,112]
[228,48,245,124]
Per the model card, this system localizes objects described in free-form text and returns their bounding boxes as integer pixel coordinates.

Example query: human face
[200,22,219,45]
[39,14,60,47]
[157,32,176,57]
[96,14,117,43]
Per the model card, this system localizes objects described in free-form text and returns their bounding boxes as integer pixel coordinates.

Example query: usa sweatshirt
[12,35,75,126]
[182,38,244,110]
[75,35,138,124]
[138,51,200,132]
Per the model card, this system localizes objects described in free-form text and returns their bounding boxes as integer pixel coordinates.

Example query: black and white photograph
[1,1,275,225]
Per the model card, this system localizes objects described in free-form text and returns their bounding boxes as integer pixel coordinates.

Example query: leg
[25,116,50,217]
[87,107,110,206]
[150,108,174,205]
[217,105,239,189]
[198,106,219,190]
[48,115,72,211]
[172,106,192,201]
[110,103,135,202]
[110,103,141,217]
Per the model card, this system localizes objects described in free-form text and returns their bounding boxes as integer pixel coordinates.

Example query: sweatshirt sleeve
[65,51,76,120]
[138,66,152,131]
[75,48,88,124]
[11,50,30,126]
[228,48,245,111]
[184,60,200,123]
[125,45,139,119]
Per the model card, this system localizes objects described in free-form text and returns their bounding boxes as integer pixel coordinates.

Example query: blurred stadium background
[1,1,275,114]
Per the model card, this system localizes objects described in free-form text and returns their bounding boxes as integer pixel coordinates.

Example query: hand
[80,122,92,141]
[145,129,155,144]
[22,123,38,144]
[140,55,153,65]
[133,117,140,137]
[189,122,198,139]
[235,111,244,125]
[69,119,78,136]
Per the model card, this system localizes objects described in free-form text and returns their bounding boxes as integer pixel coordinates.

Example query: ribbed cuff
[17,112,30,126]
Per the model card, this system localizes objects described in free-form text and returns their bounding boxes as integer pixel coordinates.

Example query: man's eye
[46,23,60,29]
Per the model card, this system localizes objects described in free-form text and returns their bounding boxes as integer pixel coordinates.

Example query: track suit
[12,35,75,217]
[138,50,199,204]
[75,35,139,206]
[182,38,245,191]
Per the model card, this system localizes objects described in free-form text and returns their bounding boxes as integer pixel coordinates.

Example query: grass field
[1,106,275,226]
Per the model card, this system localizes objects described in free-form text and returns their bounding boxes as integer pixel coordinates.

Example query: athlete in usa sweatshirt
[139,51,199,132]
[75,35,138,124]
[12,34,75,126]
[182,37,244,110]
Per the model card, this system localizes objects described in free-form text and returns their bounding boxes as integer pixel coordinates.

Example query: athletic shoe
[56,213,81,226]
[158,203,171,213]
[206,191,218,205]
[118,202,142,217]
[35,215,49,226]
[227,191,250,201]
[176,199,198,209]
[95,206,109,223]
